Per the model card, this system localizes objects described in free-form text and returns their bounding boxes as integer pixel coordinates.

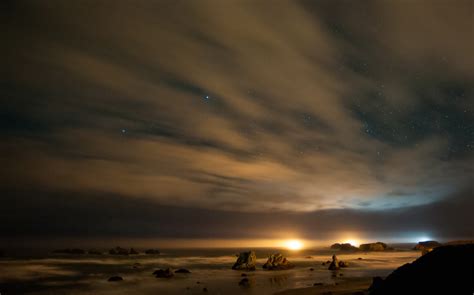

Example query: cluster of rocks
[152,268,191,278]
[330,241,393,252]
[262,253,294,270]
[232,251,295,271]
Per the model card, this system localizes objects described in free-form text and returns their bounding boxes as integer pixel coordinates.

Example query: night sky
[2,0,473,246]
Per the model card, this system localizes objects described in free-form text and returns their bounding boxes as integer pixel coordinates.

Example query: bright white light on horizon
[285,240,304,250]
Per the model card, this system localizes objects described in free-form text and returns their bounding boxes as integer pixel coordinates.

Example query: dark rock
[108,276,123,282]
[357,257,363,260]
[313,282,323,286]
[154,268,174,278]
[232,251,256,271]
[196,281,201,284]
[368,276,384,292]
[369,245,474,294]
[328,254,340,270]
[339,273,343,276]
[239,277,250,287]
[145,249,161,254]
[338,260,349,268]
[263,253,294,270]
[129,248,139,255]
[132,263,142,269]
[359,242,389,251]
[175,268,191,273]
[241,273,247,277]
[202,287,208,292]
[309,268,314,271]
[306,256,313,259]
[321,262,326,266]
[53,249,85,254]
[330,243,360,251]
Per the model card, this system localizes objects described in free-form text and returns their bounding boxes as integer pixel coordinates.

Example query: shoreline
[276,276,372,295]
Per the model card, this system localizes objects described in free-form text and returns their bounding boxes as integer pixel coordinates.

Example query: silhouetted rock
[357,257,363,260]
[132,263,142,269]
[369,244,474,294]
[328,254,340,270]
[53,248,85,254]
[175,268,191,273]
[154,268,174,278]
[313,282,323,286]
[414,240,442,254]
[359,242,389,251]
[263,253,294,270]
[239,277,250,287]
[202,287,208,292]
[129,248,139,255]
[109,247,129,255]
[241,273,247,277]
[145,249,161,254]
[330,243,360,251]
[309,267,314,271]
[108,276,123,282]
[232,251,256,271]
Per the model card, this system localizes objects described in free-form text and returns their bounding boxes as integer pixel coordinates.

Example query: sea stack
[232,251,256,271]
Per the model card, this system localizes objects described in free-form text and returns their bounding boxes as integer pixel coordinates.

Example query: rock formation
[413,240,441,255]
[262,253,294,270]
[328,254,340,270]
[129,248,139,255]
[175,268,191,273]
[359,242,389,251]
[330,243,360,251]
[107,276,123,282]
[369,244,474,294]
[232,251,256,271]
[109,247,129,255]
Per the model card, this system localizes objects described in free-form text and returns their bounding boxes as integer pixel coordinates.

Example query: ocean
[0,247,420,294]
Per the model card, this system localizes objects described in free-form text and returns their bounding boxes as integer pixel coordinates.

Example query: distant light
[121,129,126,133]
[417,236,432,242]
[285,240,304,251]
[343,239,360,247]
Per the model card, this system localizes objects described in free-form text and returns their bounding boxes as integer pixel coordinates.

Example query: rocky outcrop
[153,268,174,278]
[413,240,441,255]
[232,251,256,271]
[359,242,389,251]
[327,254,348,270]
[262,253,294,270]
[129,248,139,255]
[175,268,191,273]
[369,244,474,294]
[239,277,251,287]
[108,276,123,282]
[330,243,360,251]
[53,249,85,254]
[145,249,161,254]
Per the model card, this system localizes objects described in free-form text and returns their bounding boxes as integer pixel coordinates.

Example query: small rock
[357,257,363,260]
[153,268,174,278]
[145,249,161,254]
[108,276,123,282]
[202,287,208,292]
[309,268,314,271]
[313,282,323,286]
[175,268,191,273]
[129,248,139,255]
[241,273,247,277]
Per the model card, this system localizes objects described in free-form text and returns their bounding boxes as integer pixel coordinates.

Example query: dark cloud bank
[2,0,473,244]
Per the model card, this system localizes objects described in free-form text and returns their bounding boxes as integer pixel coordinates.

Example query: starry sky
[2,0,473,245]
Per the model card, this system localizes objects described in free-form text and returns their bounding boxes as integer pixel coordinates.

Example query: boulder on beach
[108,276,123,282]
[263,253,294,270]
[153,268,174,278]
[232,251,256,271]
[175,268,191,273]
[369,244,474,294]
[129,248,139,255]
[330,243,360,251]
[359,242,389,251]
[145,249,161,254]
[53,248,85,254]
